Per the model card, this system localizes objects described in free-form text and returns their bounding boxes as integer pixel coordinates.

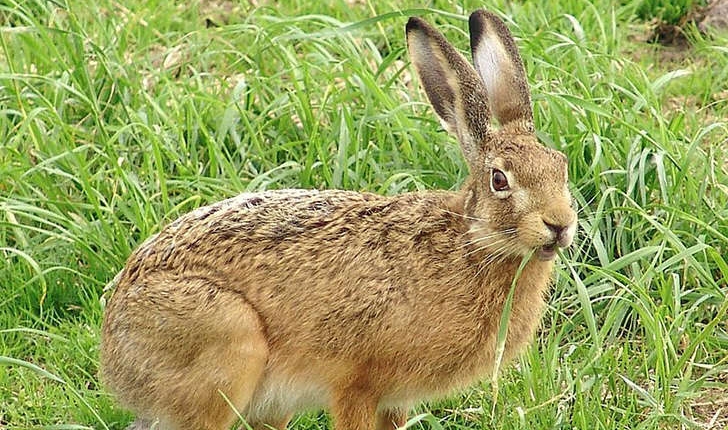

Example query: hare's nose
[544,221,573,247]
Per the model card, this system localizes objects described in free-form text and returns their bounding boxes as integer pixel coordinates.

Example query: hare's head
[407,11,576,261]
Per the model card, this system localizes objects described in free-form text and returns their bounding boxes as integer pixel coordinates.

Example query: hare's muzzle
[538,219,576,261]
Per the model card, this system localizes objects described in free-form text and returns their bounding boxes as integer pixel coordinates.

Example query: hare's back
[212,188,375,233]
[123,189,404,277]
[167,188,389,243]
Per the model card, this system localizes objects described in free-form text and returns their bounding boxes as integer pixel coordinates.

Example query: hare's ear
[406,17,490,164]
[469,10,533,130]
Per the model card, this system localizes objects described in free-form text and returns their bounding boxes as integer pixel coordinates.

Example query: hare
[100,9,576,430]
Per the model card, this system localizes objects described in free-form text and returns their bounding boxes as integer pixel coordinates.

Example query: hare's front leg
[331,386,379,430]
[330,385,407,430]
[246,413,293,430]
[375,407,407,430]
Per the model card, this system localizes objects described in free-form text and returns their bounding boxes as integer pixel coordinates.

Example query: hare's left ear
[469,10,533,131]
[406,16,491,165]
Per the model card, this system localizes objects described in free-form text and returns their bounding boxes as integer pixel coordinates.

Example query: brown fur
[101,10,577,430]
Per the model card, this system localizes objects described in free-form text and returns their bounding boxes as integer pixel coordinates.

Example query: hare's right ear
[406,17,490,164]
[469,10,533,131]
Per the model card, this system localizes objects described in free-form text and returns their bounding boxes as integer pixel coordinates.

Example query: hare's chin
[537,244,557,261]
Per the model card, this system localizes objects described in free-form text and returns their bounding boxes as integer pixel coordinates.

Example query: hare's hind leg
[105,274,269,430]
[160,284,269,430]
[169,308,268,430]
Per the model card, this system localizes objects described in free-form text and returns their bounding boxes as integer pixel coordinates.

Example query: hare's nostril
[544,221,565,239]
[543,219,575,248]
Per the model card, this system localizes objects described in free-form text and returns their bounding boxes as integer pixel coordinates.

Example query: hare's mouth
[537,243,557,261]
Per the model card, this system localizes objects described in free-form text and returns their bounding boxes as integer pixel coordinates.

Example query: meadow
[1,0,727,428]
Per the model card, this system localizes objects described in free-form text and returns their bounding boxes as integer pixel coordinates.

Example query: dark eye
[491,169,509,192]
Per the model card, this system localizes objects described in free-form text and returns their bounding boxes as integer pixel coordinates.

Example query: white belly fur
[245,367,330,422]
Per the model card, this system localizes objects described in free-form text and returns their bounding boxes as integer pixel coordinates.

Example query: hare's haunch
[101,10,577,430]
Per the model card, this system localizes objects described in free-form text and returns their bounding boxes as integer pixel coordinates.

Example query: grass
[1,0,727,428]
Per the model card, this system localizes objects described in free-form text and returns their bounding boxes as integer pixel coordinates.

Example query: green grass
[1,0,727,428]
[632,0,705,26]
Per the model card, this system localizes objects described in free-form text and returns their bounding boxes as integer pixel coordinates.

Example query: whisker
[460,228,517,249]
[480,237,526,271]
[475,247,510,278]
[436,207,485,222]
[484,241,513,264]
[466,225,517,235]
[461,238,508,253]
[466,228,515,237]
[473,237,521,277]
[486,254,509,271]
[460,230,516,248]
[463,229,517,246]
[463,236,513,257]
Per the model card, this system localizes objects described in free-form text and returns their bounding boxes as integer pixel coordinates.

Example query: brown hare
[101,9,577,430]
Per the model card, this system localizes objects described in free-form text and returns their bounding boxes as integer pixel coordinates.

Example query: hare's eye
[491,169,509,192]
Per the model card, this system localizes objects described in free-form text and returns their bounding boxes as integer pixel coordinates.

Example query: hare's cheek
[517,212,547,247]
[510,189,529,214]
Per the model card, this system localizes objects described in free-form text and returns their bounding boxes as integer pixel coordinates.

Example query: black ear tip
[470,9,499,22]
[469,9,485,23]
[469,10,487,43]
[406,16,427,33]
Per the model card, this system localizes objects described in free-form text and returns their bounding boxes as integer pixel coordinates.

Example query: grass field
[1,0,727,428]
